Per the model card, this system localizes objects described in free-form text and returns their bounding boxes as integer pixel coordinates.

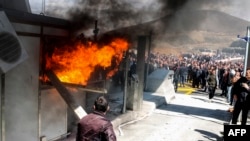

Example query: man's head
[246,67,250,80]
[94,95,109,113]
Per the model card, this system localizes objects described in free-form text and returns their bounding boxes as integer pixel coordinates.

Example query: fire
[45,38,129,85]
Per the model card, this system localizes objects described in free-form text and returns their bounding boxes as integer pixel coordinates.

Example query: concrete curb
[111,92,176,129]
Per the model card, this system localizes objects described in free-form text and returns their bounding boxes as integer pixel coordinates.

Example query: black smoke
[65,0,192,35]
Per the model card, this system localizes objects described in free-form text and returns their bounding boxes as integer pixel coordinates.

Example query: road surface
[116,91,232,141]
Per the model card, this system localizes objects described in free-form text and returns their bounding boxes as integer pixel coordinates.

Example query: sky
[28,0,250,21]
[28,0,250,35]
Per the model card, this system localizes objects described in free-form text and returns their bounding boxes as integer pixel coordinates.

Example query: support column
[126,36,147,111]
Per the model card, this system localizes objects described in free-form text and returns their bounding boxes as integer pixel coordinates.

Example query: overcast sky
[29,0,250,21]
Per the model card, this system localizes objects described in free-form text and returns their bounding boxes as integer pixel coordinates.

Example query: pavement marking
[176,84,197,95]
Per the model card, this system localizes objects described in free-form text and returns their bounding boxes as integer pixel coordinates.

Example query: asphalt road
[115,91,232,141]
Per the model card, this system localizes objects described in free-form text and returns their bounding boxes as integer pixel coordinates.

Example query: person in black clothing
[179,63,187,87]
[229,71,241,105]
[173,64,180,92]
[218,65,226,90]
[231,68,250,125]
[192,66,202,88]
[220,69,228,97]
[201,65,208,92]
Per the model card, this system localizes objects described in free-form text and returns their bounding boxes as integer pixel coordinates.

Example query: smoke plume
[33,0,250,34]
[43,0,191,35]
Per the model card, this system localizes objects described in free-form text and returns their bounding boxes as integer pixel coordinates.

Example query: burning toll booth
[0,9,86,141]
[0,3,134,141]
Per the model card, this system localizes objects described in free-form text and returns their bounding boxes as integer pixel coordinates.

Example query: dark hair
[94,95,109,112]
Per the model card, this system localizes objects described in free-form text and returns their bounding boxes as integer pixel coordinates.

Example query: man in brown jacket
[76,95,117,141]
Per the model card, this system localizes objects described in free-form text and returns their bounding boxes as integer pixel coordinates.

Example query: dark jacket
[76,111,117,141]
[232,77,250,103]
[207,73,217,88]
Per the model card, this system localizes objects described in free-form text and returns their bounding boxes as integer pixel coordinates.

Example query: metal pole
[41,0,45,14]
[46,70,87,119]
[61,82,107,94]
[122,52,129,113]
[243,26,250,76]
[1,74,5,141]
[93,20,99,42]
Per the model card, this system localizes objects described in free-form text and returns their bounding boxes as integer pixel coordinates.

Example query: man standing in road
[207,68,217,102]
[76,95,117,141]
[173,64,180,92]
[231,68,250,125]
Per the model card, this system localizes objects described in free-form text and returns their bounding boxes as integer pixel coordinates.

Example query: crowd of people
[144,51,249,125]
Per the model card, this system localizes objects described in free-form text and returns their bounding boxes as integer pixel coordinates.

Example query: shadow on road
[158,102,231,123]
[195,129,224,141]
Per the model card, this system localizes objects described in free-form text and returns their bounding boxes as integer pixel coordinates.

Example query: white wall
[5,36,40,141]
[40,88,67,140]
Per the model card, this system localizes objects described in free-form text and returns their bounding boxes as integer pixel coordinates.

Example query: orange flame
[46,38,129,85]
